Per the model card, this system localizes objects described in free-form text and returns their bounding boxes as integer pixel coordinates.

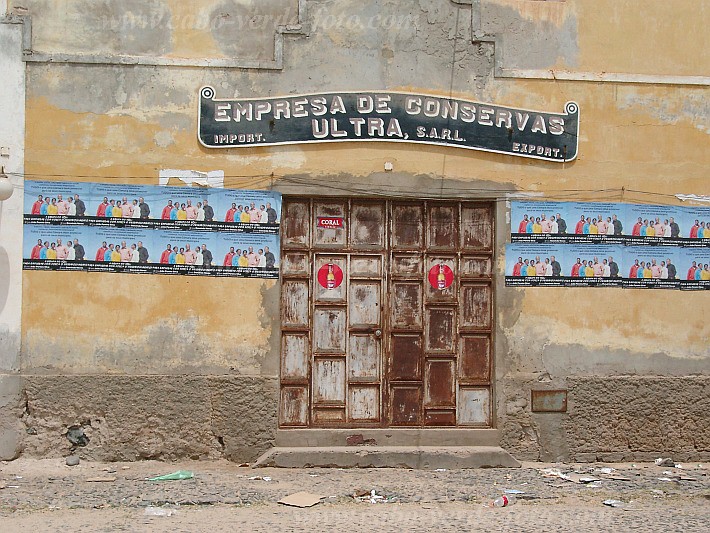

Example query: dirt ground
[1,458,708,532]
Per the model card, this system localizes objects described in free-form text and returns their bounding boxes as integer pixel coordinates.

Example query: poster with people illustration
[505,244,568,287]
[23,181,282,279]
[505,243,684,289]
[24,181,92,226]
[623,204,684,245]
[23,225,92,271]
[511,201,625,244]
[508,200,707,289]
[510,201,572,244]
[23,180,281,234]
[216,233,280,279]
[679,248,710,290]
[23,225,281,279]
[564,244,625,287]
[510,200,709,247]
[85,228,156,274]
[681,207,710,247]
[621,248,681,289]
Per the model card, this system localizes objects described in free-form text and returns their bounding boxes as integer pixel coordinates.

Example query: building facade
[0,0,708,463]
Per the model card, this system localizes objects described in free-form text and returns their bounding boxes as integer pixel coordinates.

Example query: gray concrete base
[0,374,23,460]
[253,446,521,469]
[275,428,500,447]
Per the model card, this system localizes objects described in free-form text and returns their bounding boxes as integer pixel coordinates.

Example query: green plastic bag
[148,470,194,481]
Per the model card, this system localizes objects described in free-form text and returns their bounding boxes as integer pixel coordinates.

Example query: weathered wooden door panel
[282,200,310,248]
[313,308,346,354]
[391,203,424,249]
[390,334,423,381]
[424,359,456,407]
[460,283,492,330]
[313,358,346,403]
[462,204,494,251]
[350,201,386,249]
[313,407,346,424]
[282,251,310,276]
[428,203,458,250]
[349,385,380,421]
[350,255,382,277]
[458,387,491,426]
[425,307,456,353]
[390,282,423,328]
[280,198,494,428]
[280,386,308,426]
[348,282,381,328]
[348,334,380,381]
[282,280,310,329]
[459,335,491,383]
[391,253,423,276]
[424,409,456,426]
[390,386,422,426]
[314,201,347,248]
[461,256,492,278]
[281,333,309,381]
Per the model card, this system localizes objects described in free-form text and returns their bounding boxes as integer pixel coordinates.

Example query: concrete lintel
[497,69,710,87]
[253,446,521,469]
[20,0,309,69]
[23,52,285,70]
[276,428,500,447]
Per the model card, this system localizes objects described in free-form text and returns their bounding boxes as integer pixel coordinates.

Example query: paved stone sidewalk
[1,458,708,531]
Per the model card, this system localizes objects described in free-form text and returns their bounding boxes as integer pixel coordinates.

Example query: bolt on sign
[199,87,580,163]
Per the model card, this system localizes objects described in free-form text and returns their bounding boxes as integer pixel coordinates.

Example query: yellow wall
[19,0,710,375]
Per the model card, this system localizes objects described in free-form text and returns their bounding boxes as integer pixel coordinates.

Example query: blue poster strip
[504,243,569,287]
[23,180,282,235]
[23,218,280,279]
[511,201,626,245]
[511,201,710,247]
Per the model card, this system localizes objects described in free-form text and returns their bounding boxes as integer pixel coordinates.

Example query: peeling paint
[8,0,710,462]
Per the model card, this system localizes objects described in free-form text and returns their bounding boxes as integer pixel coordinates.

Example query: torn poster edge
[675,194,710,204]
[159,169,225,189]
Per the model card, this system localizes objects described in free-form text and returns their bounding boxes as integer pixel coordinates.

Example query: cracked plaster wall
[22,376,279,462]
[5,0,710,462]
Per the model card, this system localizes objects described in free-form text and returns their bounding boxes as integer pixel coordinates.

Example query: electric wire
[4,171,705,207]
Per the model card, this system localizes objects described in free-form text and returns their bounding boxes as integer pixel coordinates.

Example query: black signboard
[198,87,579,163]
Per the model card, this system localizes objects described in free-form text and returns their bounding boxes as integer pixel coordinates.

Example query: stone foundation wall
[17,375,710,464]
[501,376,710,463]
[21,376,279,463]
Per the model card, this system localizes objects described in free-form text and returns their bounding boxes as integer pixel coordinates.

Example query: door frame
[278,195,498,430]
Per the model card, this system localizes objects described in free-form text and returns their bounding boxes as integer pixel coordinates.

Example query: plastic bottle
[491,495,516,507]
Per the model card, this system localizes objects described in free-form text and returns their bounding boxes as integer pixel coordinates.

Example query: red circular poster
[318,263,344,289]
[428,264,454,290]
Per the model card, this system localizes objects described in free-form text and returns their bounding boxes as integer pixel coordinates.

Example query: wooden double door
[280,198,494,428]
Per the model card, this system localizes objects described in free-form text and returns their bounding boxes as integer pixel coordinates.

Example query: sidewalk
[1,458,708,531]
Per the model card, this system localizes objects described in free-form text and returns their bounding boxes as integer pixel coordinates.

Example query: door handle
[374,329,382,338]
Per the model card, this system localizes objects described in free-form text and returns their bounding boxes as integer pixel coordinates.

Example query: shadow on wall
[0,246,9,314]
